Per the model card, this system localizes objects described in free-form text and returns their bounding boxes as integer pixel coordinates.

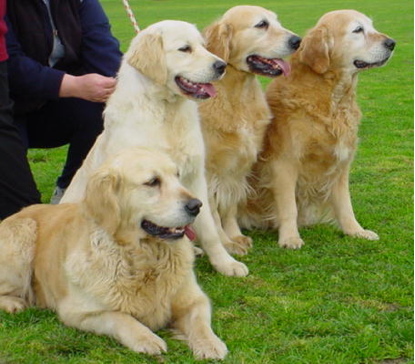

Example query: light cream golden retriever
[0,147,228,360]
[240,10,395,248]
[199,6,300,255]
[61,20,248,277]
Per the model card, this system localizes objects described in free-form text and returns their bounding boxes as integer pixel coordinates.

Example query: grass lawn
[0,0,413,363]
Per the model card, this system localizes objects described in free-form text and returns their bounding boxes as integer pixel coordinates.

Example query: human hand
[59,73,117,102]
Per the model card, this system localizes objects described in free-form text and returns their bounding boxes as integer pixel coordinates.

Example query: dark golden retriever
[240,10,395,248]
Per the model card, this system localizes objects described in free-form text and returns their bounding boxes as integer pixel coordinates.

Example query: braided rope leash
[122,0,140,33]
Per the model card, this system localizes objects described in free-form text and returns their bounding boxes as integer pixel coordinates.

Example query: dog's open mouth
[353,57,389,69]
[246,55,291,77]
[175,76,216,99]
[141,220,197,241]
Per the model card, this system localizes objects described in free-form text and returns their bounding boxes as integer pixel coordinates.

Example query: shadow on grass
[377,359,410,364]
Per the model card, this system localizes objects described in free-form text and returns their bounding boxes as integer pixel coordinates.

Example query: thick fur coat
[61,20,248,276]
[0,148,227,360]
[199,6,299,254]
[239,10,395,248]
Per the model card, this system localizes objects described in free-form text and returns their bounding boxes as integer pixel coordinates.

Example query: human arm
[5,18,66,100]
[61,0,122,102]
[5,0,121,103]
[79,0,123,77]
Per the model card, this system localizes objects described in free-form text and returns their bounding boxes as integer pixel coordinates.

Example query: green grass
[0,0,413,363]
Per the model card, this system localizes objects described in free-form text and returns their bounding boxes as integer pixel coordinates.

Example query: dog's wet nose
[213,60,227,76]
[288,35,302,50]
[383,38,396,51]
[185,199,203,217]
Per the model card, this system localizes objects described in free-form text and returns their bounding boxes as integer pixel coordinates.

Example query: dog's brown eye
[145,177,161,187]
[353,26,364,33]
[255,20,269,29]
[178,45,192,53]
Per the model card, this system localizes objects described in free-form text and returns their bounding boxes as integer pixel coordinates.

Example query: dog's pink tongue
[185,225,197,241]
[275,59,291,77]
[202,83,216,98]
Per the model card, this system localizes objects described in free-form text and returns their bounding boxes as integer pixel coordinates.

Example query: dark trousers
[0,62,41,219]
[15,94,105,189]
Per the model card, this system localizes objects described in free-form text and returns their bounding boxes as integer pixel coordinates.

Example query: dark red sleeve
[0,0,7,61]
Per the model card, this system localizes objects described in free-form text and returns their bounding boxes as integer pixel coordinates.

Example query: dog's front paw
[0,296,26,314]
[237,235,253,248]
[214,258,249,277]
[193,246,205,257]
[278,236,305,249]
[131,332,167,355]
[231,235,253,255]
[223,236,251,256]
[350,229,379,241]
[191,334,228,360]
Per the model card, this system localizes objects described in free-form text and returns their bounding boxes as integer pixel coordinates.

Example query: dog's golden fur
[0,148,227,360]
[200,6,299,254]
[61,20,248,277]
[239,10,395,248]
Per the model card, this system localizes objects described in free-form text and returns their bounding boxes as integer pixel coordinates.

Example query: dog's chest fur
[105,91,204,185]
[268,74,361,182]
[295,113,357,169]
[65,230,194,331]
[163,100,205,180]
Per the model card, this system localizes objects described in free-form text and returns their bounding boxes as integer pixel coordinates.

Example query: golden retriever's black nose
[213,61,227,76]
[384,38,396,51]
[185,199,203,217]
[288,35,302,50]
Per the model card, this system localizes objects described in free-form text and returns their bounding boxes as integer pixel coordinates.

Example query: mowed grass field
[0,0,413,363]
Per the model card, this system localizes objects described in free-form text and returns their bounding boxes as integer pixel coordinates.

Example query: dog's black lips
[246,55,289,77]
[353,56,390,69]
[141,220,185,240]
[175,76,216,99]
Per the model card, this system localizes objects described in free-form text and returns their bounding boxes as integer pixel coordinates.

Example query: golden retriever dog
[0,147,228,360]
[199,6,301,255]
[61,21,248,277]
[239,10,395,248]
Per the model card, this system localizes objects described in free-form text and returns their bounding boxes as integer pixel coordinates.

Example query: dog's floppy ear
[83,168,121,236]
[127,32,167,85]
[204,21,233,62]
[298,26,331,74]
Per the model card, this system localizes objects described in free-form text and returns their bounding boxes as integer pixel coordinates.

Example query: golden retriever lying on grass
[0,148,227,360]
[200,6,301,255]
[240,10,395,248]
